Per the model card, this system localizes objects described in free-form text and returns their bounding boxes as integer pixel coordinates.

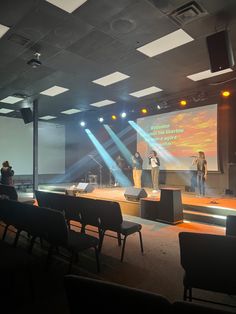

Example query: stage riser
[183,204,236,217]
[183,211,226,227]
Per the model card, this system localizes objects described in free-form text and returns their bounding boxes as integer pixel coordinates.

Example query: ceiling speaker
[20,108,33,124]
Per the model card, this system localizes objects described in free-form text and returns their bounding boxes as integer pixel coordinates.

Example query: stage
[37,184,236,226]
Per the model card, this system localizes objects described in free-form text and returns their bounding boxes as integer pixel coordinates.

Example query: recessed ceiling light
[187,68,233,81]
[0,24,9,39]
[61,108,81,115]
[137,29,194,57]
[0,96,23,104]
[39,115,57,120]
[40,85,69,97]
[129,86,162,98]
[90,100,115,107]
[45,0,87,13]
[0,108,14,114]
[92,71,130,86]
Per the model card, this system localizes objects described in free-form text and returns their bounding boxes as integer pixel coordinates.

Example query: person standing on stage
[0,161,14,186]
[132,152,143,188]
[192,151,207,196]
[148,150,160,192]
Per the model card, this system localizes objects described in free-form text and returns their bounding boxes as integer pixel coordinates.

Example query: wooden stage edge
[39,185,236,218]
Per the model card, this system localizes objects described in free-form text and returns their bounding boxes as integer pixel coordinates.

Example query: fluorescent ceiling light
[39,115,57,120]
[45,0,87,13]
[0,24,9,39]
[92,71,130,86]
[187,68,233,81]
[0,96,23,104]
[129,86,162,98]
[137,29,194,57]
[61,108,81,115]
[90,100,115,107]
[40,85,69,96]
[0,108,14,114]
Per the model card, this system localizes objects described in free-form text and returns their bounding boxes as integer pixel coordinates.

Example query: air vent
[7,33,31,46]
[170,1,207,25]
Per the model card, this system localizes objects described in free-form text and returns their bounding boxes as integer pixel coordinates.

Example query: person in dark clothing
[132,152,143,188]
[0,161,14,186]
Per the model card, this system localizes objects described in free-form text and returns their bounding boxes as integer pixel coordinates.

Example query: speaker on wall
[76,182,95,193]
[124,187,147,202]
[206,30,234,73]
[20,107,33,124]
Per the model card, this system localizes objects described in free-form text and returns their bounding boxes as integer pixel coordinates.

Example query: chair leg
[138,231,144,253]
[13,230,21,247]
[183,287,188,300]
[120,235,127,262]
[2,225,9,240]
[94,247,100,273]
[98,230,105,252]
[189,288,192,301]
[117,233,122,246]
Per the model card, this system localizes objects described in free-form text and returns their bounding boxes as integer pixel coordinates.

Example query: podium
[140,187,183,224]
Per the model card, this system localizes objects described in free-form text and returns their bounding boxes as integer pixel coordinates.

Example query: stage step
[183,209,226,227]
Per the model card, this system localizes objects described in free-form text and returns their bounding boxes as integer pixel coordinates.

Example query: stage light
[157,104,161,110]
[180,100,187,106]
[111,115,117,120]
[80,121,86,127]
[141,108,147,114]
[120,112,127,118]
[221,90,230,97]
[98,117,104,123]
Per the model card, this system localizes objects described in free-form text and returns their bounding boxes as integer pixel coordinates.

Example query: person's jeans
[197,171,205,195]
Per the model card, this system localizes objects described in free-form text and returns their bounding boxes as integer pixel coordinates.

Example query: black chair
[64,275,170,314]
[0,184,18,200]
[96,200,143,262]
[179,232,236,307]
[225,215,236,236]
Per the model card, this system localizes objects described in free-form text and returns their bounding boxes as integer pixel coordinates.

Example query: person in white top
[148,150,160,192]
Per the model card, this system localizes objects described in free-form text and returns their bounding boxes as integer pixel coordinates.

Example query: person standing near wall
[148,150,160,193]
[0,161,14,186]
[132,152,143,188]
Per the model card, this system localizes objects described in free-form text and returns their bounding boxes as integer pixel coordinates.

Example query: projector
[27,52,42,68]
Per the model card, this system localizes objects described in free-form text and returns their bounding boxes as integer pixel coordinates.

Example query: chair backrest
[179,232,236,295]
[226,215,236,236]
[0,184,18,200]
[95,199,123,232]
[64,275,170,313]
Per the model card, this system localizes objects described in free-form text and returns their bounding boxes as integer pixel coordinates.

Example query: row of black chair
[34,190,143,262]
[0,198,100,272]
[64,274,233,314]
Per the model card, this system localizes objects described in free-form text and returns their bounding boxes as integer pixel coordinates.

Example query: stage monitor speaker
[124,187,147,202]
[76,182,95,193]
[20,107,33,124]
[206,30,234,72]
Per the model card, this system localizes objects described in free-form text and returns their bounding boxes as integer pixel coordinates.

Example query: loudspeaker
[206,30,234,72]
[0,184,18,200]
[76,182,95,193]
[20,108,33,124]
[124,187,147,202]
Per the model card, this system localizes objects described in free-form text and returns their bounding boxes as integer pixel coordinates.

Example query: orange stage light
[180,100,187,106]
[111,115,117,120]
[141,108,147,114]
[221,90,230,97]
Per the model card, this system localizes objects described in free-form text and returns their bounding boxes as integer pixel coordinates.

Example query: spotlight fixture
[180,99,187,106]
[111,115,117,120]
[98,117,104,123]
[27,52,42,68]
[221,90,230,97]
[80,121,86,127]
[141,108,147,114]
[157,104,161,110]
[120,112,127,118]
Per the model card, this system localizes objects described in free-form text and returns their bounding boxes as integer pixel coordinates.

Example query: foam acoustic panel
[124,187,147,201]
